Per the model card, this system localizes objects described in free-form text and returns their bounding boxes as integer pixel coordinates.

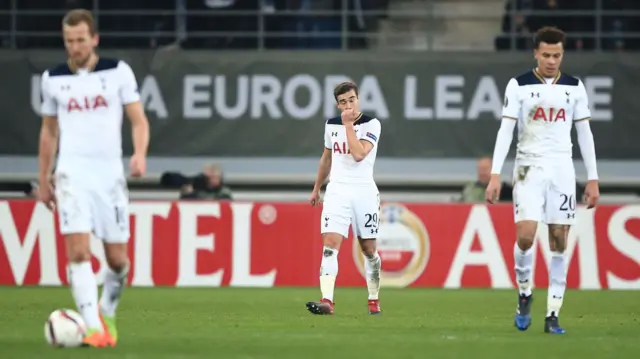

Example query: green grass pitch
[0,287,638,358]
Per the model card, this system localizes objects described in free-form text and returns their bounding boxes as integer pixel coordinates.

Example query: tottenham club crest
[352,203,430,287]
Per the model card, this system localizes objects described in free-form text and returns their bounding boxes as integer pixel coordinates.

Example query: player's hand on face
[129,154,146,178]
[309,190,321,207]
[485,175,502,204]
[38,183,56,211]
[584,180,599,209]
[341,109,357,125]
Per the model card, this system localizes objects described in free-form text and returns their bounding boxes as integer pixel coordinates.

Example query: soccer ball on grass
[44,309,86,348]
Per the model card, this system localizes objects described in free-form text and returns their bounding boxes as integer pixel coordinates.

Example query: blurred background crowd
[3,0,390,49]
[1,0,637,51]
[496,0,640,51]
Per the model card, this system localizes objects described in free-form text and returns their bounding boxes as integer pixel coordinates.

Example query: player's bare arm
[38,115,58,209]
[124,101,149,177]
[342,110,373,162]
[310,148,332,206]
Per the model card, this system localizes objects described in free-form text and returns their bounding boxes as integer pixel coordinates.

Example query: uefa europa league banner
[0,200,638,289]
[1,50,639,158]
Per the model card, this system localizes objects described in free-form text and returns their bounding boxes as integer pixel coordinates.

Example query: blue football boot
[514,293,533,331]
[544,313,566,334]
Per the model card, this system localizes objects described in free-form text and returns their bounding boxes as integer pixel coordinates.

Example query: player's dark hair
[533,26,566,48]
[63,9,97,35]
[334,82,359,102]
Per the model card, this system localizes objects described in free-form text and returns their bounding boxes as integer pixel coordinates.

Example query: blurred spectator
[161,164,233,201]
[24,169,56,198]
[565,0,596,50]
[601,0,631,51]
[347,0,387,49]
[494,0,640,51]
[9,0,388,50]
[16,0,90,48]
[273,0,387,50]
[19,181,39,198]
[495,0,591,51]
[526,0,568,33]
[0,0,9,48]
[99,0,176,49]
[495,0,535,51]
[274,0,341,49]
[183,0,260,49]
[457,157,513,203]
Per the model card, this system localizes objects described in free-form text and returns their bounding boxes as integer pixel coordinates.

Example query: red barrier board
[0,201,638,289]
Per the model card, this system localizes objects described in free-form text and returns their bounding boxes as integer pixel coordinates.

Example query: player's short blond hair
[63,9,97,35]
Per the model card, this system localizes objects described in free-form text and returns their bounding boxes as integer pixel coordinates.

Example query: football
[44,309,86,348]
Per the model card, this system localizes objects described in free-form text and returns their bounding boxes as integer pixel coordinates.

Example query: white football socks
[514,242,533,296]
[319,246,338,302]
[364,252,381,300]
[99,261,130,317]
[68,261,102,331]
[547,252,567,317]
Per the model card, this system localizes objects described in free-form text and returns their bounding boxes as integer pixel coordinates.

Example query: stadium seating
[496,0,640,51]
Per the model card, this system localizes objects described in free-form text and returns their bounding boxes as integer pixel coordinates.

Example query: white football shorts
[321,182,380,239]
[54,161,130,243]
[512,161,577,225]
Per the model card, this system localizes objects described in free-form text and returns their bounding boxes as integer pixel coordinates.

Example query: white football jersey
[502,69,591,163]
[40,58,140,166]
[324,113,381,185]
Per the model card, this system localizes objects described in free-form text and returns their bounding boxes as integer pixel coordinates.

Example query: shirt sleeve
[490,118,516,175]
[575,120,598,180]
[40,71,58,116]
[118,61,141,105]
[324,124,331,149]
[501,78,520,120]
[573,80,591,122]
[359,118,381,147]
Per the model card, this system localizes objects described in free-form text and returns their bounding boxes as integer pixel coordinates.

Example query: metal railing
[0,0,638,51]
[501,6,640,51]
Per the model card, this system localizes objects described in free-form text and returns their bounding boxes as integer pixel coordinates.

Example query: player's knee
[322,233,343,249]
[550,238,567,253]
[64,233,92,262]
[67,251,91,263]
[358,238,376,257]
[515,231,535,251]
[104,244,129,271]
[361,247,376,258]
[515,221,537,250]
[106,256,129,273]
[516,235,535,251]
[548,226,568,253]
[518,236,534,251]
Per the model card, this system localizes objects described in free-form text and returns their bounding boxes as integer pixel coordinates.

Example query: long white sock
[319,246,338,302]
[99,261,130,317]
[68,261,102,331]
[364,252,381,300]
[547,251,566,317]
[514,242,533,296]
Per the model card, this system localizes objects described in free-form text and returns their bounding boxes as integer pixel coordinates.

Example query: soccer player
[306,82,382,315]
[485,27,599,334]
[37,9,150,347]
